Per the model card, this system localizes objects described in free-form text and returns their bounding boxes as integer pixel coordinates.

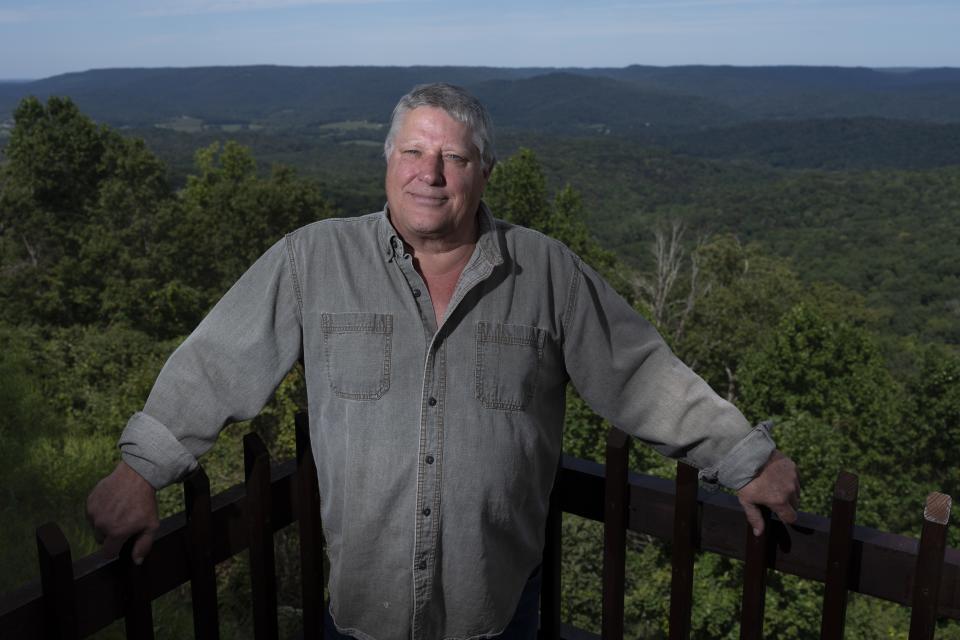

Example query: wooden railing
[0,414,956,639]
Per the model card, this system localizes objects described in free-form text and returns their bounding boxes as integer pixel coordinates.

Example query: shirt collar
[378,201,504,268]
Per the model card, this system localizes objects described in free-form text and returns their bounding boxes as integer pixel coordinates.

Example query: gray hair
[383,82,496,172]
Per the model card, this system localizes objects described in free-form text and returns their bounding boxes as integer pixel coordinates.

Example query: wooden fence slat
[669,462,700,640]
[120,537,154,640]
[36,522,78,640]
[296,413,324,640]
[245,432,279,640]
[739,509,770,640]
[602,428,631,640]
[539,457,563,640]
[909,492,953,640]
[184,466,220,639]
[819,471,859,640]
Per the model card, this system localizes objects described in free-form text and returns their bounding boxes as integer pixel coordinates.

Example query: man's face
[385,106,490,246]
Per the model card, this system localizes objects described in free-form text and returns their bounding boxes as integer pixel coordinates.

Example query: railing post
[296,413,325,639]
[820,471,859,640]
[184,465,220,639]
[669,462,700,640]
[245,432,279,640]
[120,537,155,639]
[539,456,563,640]
[739,508,770,640]
[36,522,78,640]
[909,492,952,640]
[602,428,631,640]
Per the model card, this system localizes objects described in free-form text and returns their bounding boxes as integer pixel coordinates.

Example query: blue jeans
[323,568,542,639]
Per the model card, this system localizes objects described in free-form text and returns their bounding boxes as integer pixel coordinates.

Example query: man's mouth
[408,192,448,206]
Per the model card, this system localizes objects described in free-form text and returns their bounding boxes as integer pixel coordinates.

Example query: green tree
[906,345,960,500]
[175,141,334,306]
[0,96,108,226]
[738,304,902,445]
[673,234,803,399]
[0,96,176,331]
[485,147,631,299]
[737,303,919,533]
[484,147,549,228]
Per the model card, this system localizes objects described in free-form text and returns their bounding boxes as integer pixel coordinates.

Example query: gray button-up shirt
[120,204,774,640]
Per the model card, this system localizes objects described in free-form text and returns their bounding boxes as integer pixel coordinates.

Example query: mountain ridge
[3,64,959,131]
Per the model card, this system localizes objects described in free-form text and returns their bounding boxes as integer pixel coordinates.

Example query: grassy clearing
[319,120,384,131]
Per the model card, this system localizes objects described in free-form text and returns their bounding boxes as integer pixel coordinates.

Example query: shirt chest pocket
[475,321,546,411]
[321,312,393,400]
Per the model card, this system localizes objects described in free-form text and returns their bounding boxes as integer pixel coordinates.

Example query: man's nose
[418,153,445,186]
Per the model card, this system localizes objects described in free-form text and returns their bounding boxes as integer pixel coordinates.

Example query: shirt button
[428,397,437,407]
[413,288,422,298]
[425,455,434,465]
[422,507,431,516]
[418,560,427,570]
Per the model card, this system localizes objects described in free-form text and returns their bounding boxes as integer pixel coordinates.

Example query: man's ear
[481,161,495,184]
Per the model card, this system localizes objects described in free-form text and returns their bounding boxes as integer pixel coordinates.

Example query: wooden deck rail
[1,421,956,639]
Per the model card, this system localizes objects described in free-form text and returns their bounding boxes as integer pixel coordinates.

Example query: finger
[131,531,155,566]
[102,535,126,559]
[776,504,798,525]
[789,489,800,511]
[85,496,99,531]
[742,502,765,537]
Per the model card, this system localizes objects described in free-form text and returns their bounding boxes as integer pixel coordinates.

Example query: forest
[0,65,959,639]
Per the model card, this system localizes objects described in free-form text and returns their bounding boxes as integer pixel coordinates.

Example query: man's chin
[390,206,477,244]
[407,210,454,231]
[409,223,453,238]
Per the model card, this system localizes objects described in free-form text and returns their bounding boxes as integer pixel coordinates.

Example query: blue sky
[1,0,957,79]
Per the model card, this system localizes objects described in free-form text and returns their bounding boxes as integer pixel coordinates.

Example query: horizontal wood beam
[2,454,958,637]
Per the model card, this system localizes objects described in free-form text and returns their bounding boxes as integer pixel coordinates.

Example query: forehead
[395,106,475,149]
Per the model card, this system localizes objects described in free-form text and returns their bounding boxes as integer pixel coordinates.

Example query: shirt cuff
[119,411,199,489]
[698,420,776,491]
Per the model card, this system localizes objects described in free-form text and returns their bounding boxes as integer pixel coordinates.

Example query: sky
[0,0,958,80]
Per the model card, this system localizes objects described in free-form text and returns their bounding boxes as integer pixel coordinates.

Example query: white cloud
[0,10,29,23]
[0,7,68,24]
[138,0,404,18]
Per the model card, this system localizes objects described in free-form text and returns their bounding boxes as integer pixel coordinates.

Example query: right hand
[736,449,801,536]
[86,460,159,565]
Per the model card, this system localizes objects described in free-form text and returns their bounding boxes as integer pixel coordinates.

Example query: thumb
[741,502,765,537]
[131,530,156,566]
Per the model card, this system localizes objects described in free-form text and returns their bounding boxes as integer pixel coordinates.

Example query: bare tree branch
[21,233,39,267]
[724,364,737,403]
[640,219,686,328]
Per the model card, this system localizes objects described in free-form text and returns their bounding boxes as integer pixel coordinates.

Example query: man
[87,83,799,640]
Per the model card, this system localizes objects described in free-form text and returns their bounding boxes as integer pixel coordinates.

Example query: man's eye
[445,154,466,163]
[403,149,421,157]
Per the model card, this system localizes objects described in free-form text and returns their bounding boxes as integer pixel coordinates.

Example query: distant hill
[3,65,959,134]
[472,72,744,133]
[0,66,546,127]
[589,65,960,122]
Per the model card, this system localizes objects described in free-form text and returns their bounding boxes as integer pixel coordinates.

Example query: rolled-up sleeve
[561,257,774,490]
[120,235,304,489]
[698,421,776,490]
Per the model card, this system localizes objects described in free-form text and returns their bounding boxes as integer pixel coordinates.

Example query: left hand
[86,461,160,564]
[736,449,800,536]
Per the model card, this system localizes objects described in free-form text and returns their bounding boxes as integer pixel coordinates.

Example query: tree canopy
[1,97,957,639]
